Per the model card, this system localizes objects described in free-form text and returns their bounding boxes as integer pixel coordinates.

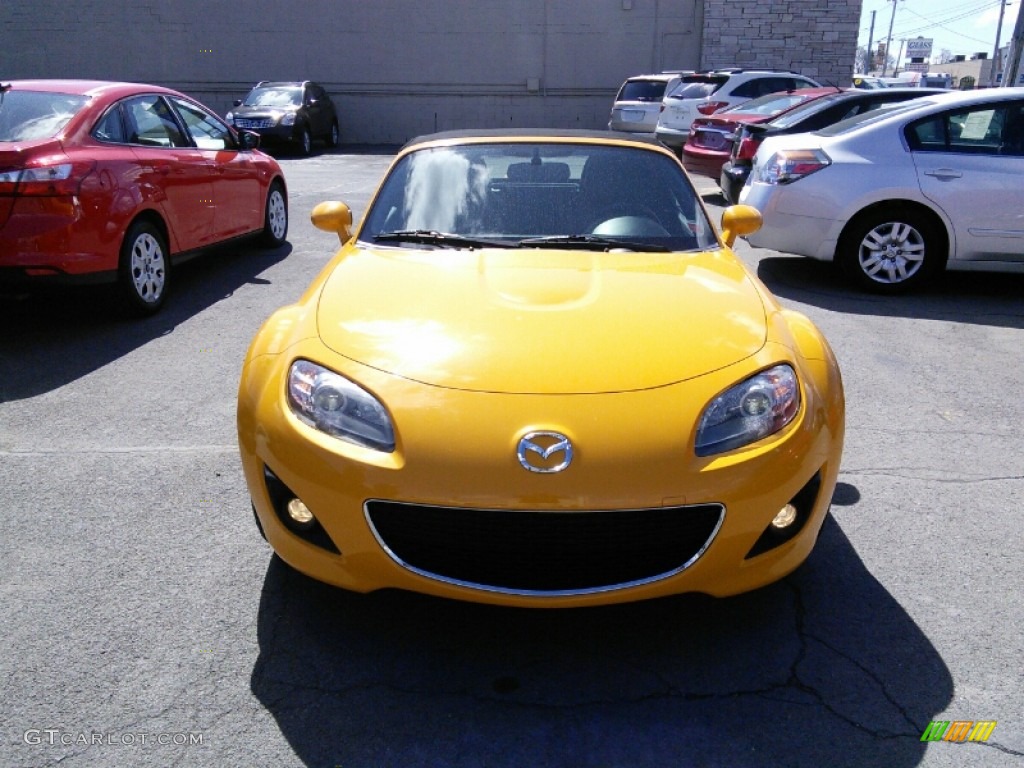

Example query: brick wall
[701,0,861,86]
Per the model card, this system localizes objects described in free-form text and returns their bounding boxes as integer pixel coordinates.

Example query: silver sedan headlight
[287,360,395,452]
[695,364,800,457]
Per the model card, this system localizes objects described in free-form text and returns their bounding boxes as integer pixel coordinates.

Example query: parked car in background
[919,72,954,89]
[680,87,841,179]
[608,71,692,134]
[237,128,845,607]
[851,75,888,89]
[0,79,288,315]
[656,69,821,150]
[740,88,1024,292]
[226,81,338,155]
[719,87,944,203]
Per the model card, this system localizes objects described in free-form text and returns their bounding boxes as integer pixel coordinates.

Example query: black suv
[227,81,338,155]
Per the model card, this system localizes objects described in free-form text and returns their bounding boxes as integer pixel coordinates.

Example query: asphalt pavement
[1,148,1022,768]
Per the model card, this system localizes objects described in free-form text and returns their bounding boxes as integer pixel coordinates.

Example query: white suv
[656,69,821,150]
[608,71,692,134]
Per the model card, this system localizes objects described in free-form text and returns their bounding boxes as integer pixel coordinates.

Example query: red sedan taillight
[736,136,763,161]
[696,101,730,115]
[0,160,96,197]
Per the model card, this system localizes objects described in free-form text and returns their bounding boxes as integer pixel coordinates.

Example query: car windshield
[0,90,88,141]
[720,92,816,116]
[618,80,668,102]
[815,98,940,136]
[667,77,726,100]
[243,87,302,108]
[359,142,716,253]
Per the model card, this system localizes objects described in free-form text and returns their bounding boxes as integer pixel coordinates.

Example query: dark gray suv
[227,81,339,155]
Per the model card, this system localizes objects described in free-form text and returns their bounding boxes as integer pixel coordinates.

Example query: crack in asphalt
[838,468,1024,483]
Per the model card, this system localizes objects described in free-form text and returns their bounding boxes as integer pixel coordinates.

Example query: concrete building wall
[1,0,860,144]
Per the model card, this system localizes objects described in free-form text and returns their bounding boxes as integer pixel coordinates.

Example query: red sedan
[0,80,288,315]
[680,87,843,179]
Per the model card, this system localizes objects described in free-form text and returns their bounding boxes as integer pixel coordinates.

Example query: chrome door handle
[923,168,962,180]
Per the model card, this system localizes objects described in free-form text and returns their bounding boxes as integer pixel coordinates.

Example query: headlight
[225,111,234,122]
[287,360,395,452]
[280,111,297,126]
[695,365,800,456]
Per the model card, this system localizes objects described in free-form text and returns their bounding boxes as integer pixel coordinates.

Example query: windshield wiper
[516,235,669,252]
[373,230,509,249]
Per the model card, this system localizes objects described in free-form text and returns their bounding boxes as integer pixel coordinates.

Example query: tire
[118,220,169,315]
[296,125,312,156]
[327,120,339,148]
[260,181,288,247]
[837,208,945,294]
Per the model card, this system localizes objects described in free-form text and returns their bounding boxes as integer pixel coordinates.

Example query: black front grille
[365,501,723,594]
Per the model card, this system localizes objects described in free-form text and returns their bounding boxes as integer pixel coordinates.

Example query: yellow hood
[316,246,767,394]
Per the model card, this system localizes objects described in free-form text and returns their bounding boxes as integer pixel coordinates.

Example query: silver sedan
[740,88,1024,292]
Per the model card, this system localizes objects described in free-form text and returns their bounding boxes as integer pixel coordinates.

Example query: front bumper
[238,339,844,607]
[231,120,301,144]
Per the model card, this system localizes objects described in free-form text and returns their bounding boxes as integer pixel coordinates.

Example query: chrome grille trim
[364,500,725,597]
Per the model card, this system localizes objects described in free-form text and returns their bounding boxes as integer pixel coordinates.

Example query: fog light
[771,503,798,529]
[287,498,315,526]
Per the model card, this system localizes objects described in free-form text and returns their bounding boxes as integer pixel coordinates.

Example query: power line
[860,0,1013,50]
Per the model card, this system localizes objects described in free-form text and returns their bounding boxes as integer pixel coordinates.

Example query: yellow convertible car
[237,130,844,607]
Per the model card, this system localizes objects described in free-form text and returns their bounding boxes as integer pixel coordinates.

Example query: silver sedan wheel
[857,221,926,285]
[129,231,166,303]
[267,188,287,241]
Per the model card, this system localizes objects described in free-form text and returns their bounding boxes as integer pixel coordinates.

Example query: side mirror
[311,201,353,244]
[233,99,242,107]
[720,204,762,247]
[238,130,261,151]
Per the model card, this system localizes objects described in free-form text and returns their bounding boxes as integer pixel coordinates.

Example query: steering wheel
[587,204,668,236]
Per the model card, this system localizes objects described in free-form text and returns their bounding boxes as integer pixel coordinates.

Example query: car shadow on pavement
[250,511,952,767]
[0,241,291,403]
[754,255,1024,330]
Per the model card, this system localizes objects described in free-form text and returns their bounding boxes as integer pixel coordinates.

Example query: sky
[858,0,1020,62]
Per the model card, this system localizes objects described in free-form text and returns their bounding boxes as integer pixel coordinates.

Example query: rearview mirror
[720,205,762,247]
[311,201,353,244]
[238,130,260,151]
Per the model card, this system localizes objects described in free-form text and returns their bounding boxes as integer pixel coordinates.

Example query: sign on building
[905,37,933,59]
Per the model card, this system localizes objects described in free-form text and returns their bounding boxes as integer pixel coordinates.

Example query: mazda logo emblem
[517,431,573,473]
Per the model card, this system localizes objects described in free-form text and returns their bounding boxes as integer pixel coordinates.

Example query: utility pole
[1004,1,1024,87]
[989,0,1008,86]
[881,0,902,77]
[866,10,877,74]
